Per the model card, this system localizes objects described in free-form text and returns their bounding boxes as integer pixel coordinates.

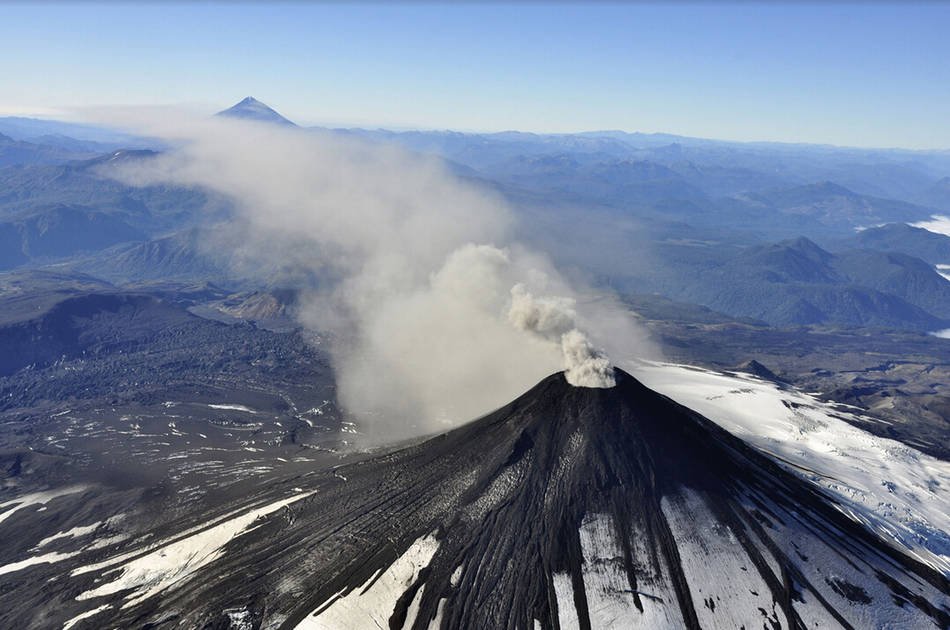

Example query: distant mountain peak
[760,236,834,264]
[931,176,950,190]
[734,358,785,383]
[215,96,296,126]
[785,234,829,252]
[808,180,855,196]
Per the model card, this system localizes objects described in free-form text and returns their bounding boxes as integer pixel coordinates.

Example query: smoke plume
[507,284,614,387]
[96,109,652,439]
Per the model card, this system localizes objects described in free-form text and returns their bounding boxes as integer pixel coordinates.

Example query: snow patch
[577,512,653,628]
[0,550,80,576]
[62,604,112,630]
[75,491,312,607]
[911,215,950,237]
[661,489,784,629]
[207,403,258,414]
[631,360,950,575]
[38,521,102,548]
[294,532,440,629]
[450,563,464,587]
[0,486,87,526]
[552,571,581,630]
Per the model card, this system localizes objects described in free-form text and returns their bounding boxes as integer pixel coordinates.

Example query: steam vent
[24,370,950,628]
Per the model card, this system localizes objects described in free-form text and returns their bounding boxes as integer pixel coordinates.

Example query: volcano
[216,96,297,126]
[14,369,950,629]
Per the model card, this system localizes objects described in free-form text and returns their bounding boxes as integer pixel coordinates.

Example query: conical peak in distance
[61,368,950,629]
[215,96,297,126]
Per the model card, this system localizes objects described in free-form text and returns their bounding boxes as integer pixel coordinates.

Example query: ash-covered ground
[0,279,359,584]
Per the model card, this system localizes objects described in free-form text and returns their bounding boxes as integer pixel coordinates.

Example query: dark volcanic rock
[734,359,786,384]
[0,292,190,376]
[3,370,948,629]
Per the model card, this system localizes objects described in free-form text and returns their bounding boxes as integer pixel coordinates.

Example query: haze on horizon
[2,2,949,151]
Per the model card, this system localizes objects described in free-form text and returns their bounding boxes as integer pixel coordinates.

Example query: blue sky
[2,2,948,149]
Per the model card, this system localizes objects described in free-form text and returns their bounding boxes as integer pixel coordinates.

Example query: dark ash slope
[9,369,950,629]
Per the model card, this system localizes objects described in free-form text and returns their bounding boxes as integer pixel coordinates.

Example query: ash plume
[94,109,653,438]
[508,284,614,387]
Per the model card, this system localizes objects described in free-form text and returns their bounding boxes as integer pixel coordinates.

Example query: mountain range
[0,98,948,333]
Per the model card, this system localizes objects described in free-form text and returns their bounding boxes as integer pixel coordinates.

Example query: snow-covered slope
[630,359,950,575]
